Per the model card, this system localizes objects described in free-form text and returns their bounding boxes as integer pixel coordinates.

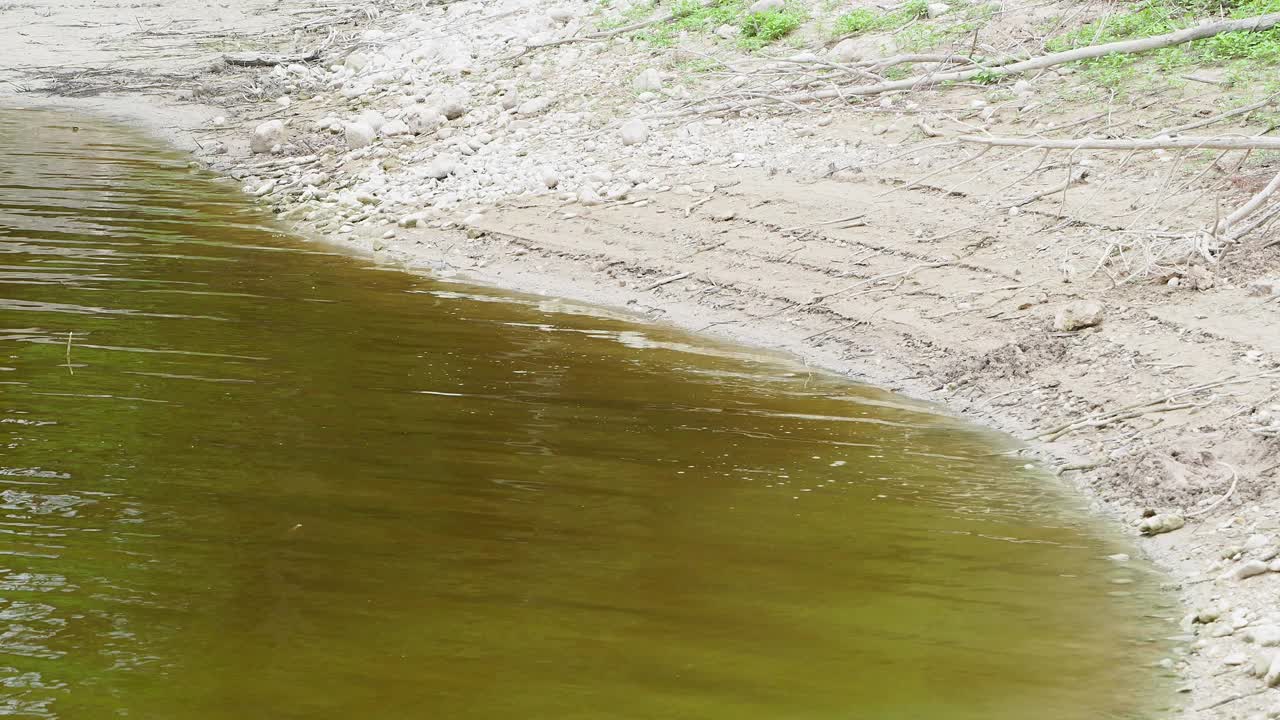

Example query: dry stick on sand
[1185,462,1240,518]
[1035,371,1280,441]
[222,49,321,67]
[659,12,1280,117]
[505,10,676,58]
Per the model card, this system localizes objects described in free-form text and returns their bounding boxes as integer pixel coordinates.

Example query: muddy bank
[4,0,1280,715]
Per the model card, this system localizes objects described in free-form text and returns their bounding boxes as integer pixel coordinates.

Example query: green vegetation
[598,0,656,30]
[833,0,929,35]
[1037,0,1280,92]
[627,0,804,51]
[1048,0,1280,63]
[738,6,807,49]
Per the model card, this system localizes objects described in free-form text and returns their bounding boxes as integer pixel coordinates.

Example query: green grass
[737,5,807,49]
[833,0,929,36]
[597,1,656,29]
[1048,0,1280,63]
[1039,0,1280,93]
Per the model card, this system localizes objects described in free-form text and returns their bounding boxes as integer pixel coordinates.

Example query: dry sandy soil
[5,0,1280,715]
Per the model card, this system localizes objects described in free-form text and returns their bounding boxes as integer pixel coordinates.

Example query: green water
[0,108,1171,719]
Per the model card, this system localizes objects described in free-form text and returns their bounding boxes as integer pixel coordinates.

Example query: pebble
[927,2,950,17]
[358,110,387,132]
[1053,300,1104,332]
[830,38,861,63]
[1138,513,1184,536]
[345,122,377,149]
[538,167,560,189]
[620,119,649,146]
[633,68,662,92]
[748,0,784,12]
[425,155,458,179]
[249,120,287,154]
[715,24,739,39]
[1246,625,1280,646]
[1233,559,1270,581]
[517,97,552,115]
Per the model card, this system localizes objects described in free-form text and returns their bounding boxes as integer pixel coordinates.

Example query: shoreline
[6,0,1280,715]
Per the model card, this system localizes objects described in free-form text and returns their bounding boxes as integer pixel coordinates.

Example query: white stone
[927,2,950,17]
[518,97,552,115]
[633,68,663,92]
[538,167,560,189]
[358,110,387,132]
[1234,560,1270,581]
[715,24,739,39]
[1053,301,1104,332]
[830,38,862,63]
[547,7,575,22]
[1246,625,1280,646]
[620,119,649,146]
[381,119,411,137]
[748,0,784,13]
[1247,533,1273,550]
[405,106,445,134]
[1265,653,1280,687]
[344,52,369,71]
[578,187,603,205]
[250,120,287,154]
[464,212,485,225]
[440,97,467,120]
[499,89,519,110]
[345,122,376,149]
[1138,513,1184,536]
[425,155,458,180]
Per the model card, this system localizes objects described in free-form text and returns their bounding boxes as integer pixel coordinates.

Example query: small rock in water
[620,119,649,146]
[345,122,376,149]
[1107,553,1130,562]
[250,120,287,154]
[1053,300,1104,331]
[1138,513,1184,536]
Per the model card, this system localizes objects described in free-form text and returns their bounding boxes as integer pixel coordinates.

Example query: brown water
[0,108,1173,719]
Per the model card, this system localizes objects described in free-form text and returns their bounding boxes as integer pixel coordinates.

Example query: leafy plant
[738,6,806,49]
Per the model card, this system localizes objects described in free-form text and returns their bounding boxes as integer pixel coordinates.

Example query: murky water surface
[0,109,1172,718]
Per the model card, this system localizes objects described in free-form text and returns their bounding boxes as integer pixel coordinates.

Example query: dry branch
[661,12,1280,116]
[223,49,320,66]
[957,134,1280,151]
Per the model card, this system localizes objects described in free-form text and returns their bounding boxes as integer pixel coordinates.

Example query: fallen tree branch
[506,11,676,58]
[641,271,692,292]
[957,134,1280,151]
[223,49,320,66]
[1185,462,1239,518]
[1004,168,1090,208]
[660,12,1280,116]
